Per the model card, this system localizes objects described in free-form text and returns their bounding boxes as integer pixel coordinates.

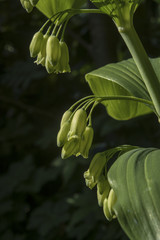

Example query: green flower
[97,175,110,207]
[68,108,87,141]
[29,31,43,58]
[60,110,72,128]
[55,41,71,73]
[46,35,61,66]
[61,138,79,159]
[84,152,107,189]
[78,126,94,158]
[35,34,49,66]
[20,0,33,13]
[57,121,71,147]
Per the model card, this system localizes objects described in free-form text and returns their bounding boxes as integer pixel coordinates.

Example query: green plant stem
[119,24,160,117]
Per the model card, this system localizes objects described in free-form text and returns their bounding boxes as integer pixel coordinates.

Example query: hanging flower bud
[55,41,71,73]
[78,126,94,158]
[35,34,49,66]
[107,189,117,217]
[20,0,33,13]
[46,35,61,66]
[60,110,72,128]
[57,121,71,147]
[84,152,107,189]
[68,109,87,141]
[103,198,113,221]
[29,0,39,6]
[29,31,43,58]
[45,58,55,74]
[61,139,79,159]
[97,175,110,207]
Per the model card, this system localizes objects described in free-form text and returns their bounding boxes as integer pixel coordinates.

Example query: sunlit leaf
[36,0,86,18]
[108,147,160,240]
[85,58,158,120]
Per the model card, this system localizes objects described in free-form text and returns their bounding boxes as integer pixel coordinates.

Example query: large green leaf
[85,58,159,120]
[36,0,86,18]
[108,147,160,240]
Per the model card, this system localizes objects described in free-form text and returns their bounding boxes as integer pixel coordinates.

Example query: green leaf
[108,147,160,240]
[36,0,86,18]
[85,58,156,120]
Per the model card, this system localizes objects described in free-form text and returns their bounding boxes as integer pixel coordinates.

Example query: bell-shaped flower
[46,35,61,66]
[35,34,49,66]
[60,110,72,128]
[97,175,110,207]
[29,31,43,58]
[68,108,87,141]
[55,41,71,74]
[84,152,107,189]
[61,138,79,159]
[20,0,33,13]
[57,121,71,147]
[78,126,94,158]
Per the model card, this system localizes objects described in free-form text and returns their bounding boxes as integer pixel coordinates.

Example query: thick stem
[119,24,160,117]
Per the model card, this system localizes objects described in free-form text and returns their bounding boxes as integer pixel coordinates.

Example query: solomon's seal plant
[19,0,160,239]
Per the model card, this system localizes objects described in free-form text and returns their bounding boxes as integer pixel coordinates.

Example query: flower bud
[29,0,39,6]
[57,121,71,147]
[103,198,113,221]
[29,31,43,58]
[97,175,110,207]
[57,41,71,73]
[68,109,87,140]
[79,126,94,158]
[45,58,55,74]
[61,139,79,159]
[107,189,117,217]
[35,34,49,66]
[46,35,61,66]
[84,152,107,189]
[21,0,33,13]
[60,110,72,128]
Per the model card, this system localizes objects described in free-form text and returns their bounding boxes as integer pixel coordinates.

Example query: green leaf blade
[86,58,155,120]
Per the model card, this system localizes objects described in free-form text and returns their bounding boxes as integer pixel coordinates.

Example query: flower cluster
[20,0,39,13]
[57,108,94,159]
[84,152,117,221]
[29,30,70,74]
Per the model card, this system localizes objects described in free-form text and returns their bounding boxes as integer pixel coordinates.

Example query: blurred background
[0,0,160,239]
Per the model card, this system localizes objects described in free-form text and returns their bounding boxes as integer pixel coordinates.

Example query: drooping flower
[29,31,43,58]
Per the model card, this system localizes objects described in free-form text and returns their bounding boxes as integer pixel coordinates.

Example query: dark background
[0,0,160,239]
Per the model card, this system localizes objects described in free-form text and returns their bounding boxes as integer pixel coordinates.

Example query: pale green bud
[20,0,33,13]
[57,121,71,147]
[60,110,72,128]
[56,41,71,73]
[68,109,87,141]
[97,175,110,207]
[29,0,39,6]
[84,152,107,189]
[35,34,49,66]
[29,31,43,58]
[61,139,79,159]
[46,35,61,66]
[107,189,117,217]
[79,126,94,158]
[45,58,55,74]
[103,198,113,221]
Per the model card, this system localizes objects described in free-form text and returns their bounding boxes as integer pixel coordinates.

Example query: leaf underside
[36,0,86,18]
[85,58,160,120]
